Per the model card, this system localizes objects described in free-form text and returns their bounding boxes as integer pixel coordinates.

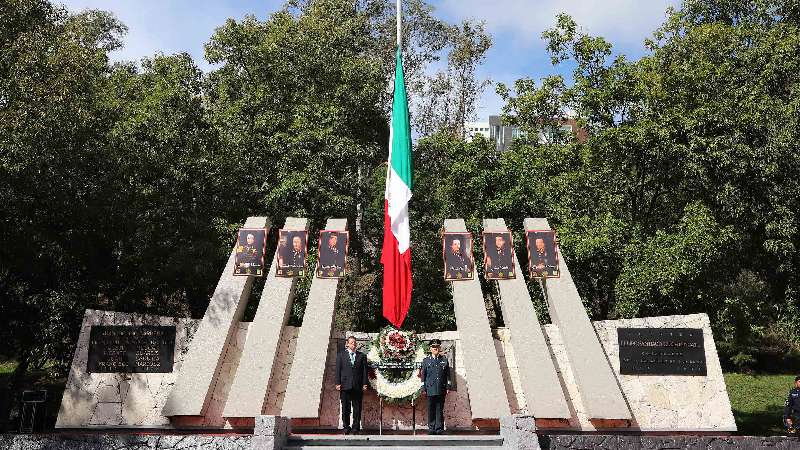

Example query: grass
[724,373,795,436]
[0,361,17,376]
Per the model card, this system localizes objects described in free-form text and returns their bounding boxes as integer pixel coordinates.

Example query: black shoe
[352,429,361,435]
[343,428,352,435]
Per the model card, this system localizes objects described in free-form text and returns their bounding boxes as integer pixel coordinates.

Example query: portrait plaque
[525,229,560,278]
[316,230,349,278]
[87,325,176,373]
[277,229,308,277]
[618,328,707,376]
[483,231,516,280]
[233,228,267,276]
[443,232,474,281]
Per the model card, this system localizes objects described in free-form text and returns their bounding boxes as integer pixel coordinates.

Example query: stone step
[287,433,504,447]
[286,447,505,450]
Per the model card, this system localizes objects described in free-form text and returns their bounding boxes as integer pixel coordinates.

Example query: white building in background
[465,115,586,151]
[465,121,491,140]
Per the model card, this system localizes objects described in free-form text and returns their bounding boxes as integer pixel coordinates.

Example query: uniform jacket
[319,245,342,270]
[335,349,368,391]
[448,250,473,273]
[421,355,449,396]
[285,250,305,268]
[785,387,800,418]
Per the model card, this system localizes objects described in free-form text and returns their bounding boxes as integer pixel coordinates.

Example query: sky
[57,0,679,120]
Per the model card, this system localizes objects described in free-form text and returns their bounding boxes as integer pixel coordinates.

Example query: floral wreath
[366,327,428,405]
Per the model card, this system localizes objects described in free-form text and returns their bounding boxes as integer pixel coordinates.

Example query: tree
[0,0,126,429]
[496,0,800,368]
[415,20,492,137]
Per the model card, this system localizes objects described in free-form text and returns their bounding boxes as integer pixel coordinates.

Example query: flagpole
[396,0,401,47]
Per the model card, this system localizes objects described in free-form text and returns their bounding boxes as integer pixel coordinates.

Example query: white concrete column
[224,218,308,418]
[486,218,570,419]
[525,218,631,420]
[446,218,510,421]
[163,216,269,417]
[281,218,347,419]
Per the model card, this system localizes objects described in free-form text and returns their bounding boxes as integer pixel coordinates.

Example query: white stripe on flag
[387,166,412,253]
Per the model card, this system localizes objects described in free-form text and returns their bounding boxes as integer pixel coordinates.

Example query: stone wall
[0,433,251,450]
[539,314,735,432]
[539,435,799,449]
[2,433,799,450]
[56,310,735,433]
[56,309,250,429]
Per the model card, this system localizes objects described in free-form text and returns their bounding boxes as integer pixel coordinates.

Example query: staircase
[285,433,505,449]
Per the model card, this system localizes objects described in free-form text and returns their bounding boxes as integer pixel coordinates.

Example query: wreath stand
[378,395,416,435]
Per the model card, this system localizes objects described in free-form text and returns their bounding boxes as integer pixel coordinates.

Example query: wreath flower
[366,327,427,404]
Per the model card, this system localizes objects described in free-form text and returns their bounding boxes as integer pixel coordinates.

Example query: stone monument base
[56,309,735,433]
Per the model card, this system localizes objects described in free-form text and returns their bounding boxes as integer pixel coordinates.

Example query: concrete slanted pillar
[445,218,510,422]
[224,217,308,419]
[485,218,570,420]
[281,218,347,420]
[163,216,270,417]
[525,218,631,421]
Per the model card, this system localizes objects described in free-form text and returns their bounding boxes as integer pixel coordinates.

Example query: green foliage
[497,0,800,356]
[2,0,800,431]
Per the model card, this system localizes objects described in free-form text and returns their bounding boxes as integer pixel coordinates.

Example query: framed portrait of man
[483,231,516,280]
[442,232,474,281]
[526,230,560,278]
[276,229,308,277]
[233,228,267,277]
[316,230,349,278]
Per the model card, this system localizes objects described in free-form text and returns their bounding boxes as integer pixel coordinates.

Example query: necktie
[349,351,355,366]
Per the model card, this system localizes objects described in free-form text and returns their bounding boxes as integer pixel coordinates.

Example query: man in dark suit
[420,339,449,434]
[335,336,368,434]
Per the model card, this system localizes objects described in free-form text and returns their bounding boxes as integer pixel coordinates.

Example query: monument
[55,215,736,446]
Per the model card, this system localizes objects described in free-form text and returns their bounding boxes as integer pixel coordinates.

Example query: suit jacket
[335,349,368,391]
[421,355,449,396]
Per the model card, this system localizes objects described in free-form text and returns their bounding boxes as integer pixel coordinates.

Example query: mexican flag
[381,45,413,329]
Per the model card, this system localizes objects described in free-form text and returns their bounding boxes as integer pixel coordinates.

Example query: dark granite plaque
[87,325,176,373]
[618,328,706,376]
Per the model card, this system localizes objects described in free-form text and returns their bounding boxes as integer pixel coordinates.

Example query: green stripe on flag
[390,46,413,190]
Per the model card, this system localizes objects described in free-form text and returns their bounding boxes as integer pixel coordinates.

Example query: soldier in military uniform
[445,237,473,280]
[318,232,345,276]
[236,232,261,275]
[485,233,514,278]
[531,236,558,277]
[287,235,305,266]
[420,339,449,434]
[784,375,800,433]
[279,234,306,268]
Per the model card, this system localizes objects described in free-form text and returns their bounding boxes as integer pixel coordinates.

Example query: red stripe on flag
[381,200,412,328]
